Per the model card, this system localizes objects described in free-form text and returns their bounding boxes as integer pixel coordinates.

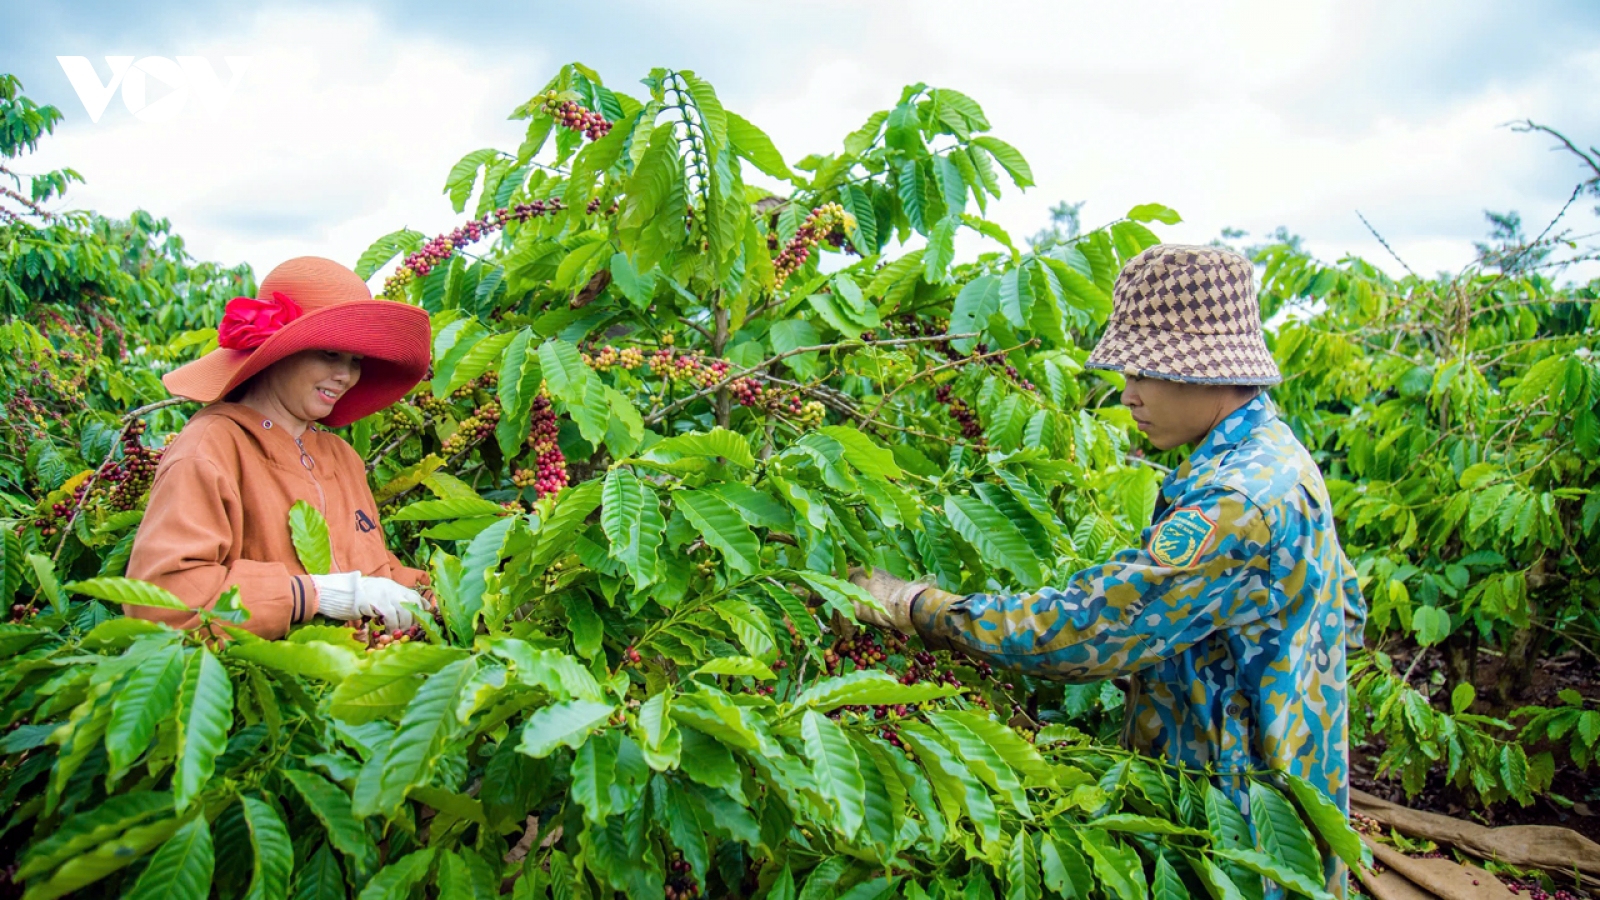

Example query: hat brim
[1085,322,1281,386]
[163,301,431,428]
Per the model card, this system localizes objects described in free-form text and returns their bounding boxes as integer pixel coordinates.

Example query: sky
[5,0,1600,287]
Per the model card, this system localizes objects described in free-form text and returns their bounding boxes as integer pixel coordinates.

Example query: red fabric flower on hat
[217,291,303,350]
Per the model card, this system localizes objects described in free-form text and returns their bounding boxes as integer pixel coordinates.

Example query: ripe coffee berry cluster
[730,377,763,407]
[934,384,984,440]
[382,199,568,297]
[352,619,425,651]
[773,202,856,283]
[538,92,613,141]
[103,420,163,512]
[664,857,699,900]
[793,399,826,428]
[823,630,897,674]
[441,401,501,458]
[762,392,824,427]
[35,479,90,538]
[450,370,498,402]
[515,391,568,498]
[1003,364,1037,392]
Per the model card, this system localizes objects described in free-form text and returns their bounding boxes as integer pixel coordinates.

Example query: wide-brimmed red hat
[163,256,431,428]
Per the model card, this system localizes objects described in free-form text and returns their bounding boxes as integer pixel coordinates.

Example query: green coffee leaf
[1152,854,1190,900]
[1040,831,1093,900]
[793,570,886,621]
[1007,829,1042,900]
[1126,202,1182,225]
[356,849,435,900]
[175,648,233,810]
[1247,781,1322,884]
[1213,848,1332,900]
[283,769,378,879]
[1283,773,1364,873]
[648,428,756,469]
[391,497,507,521]
[898,721,1000,848]
[241,795,293,900]
[601,466,664,587]
[1078,830,1147,900]
[288,501,332,575]
[295,843,348,900]
[1411,605,1452,647]
[801,710,866,840]
[674,490,761,574]
[106,644,184,776]
[229,639,360,683]
[64,576,188,611]
[517,701,616,758]
[328,643,469,724]
[712,599,777,661]
[927,710,1028,816]
[693,656,776,680]
[944,494,1044,585]
[17,792,174,881]
[792,670,960,712]
[124,815,212,900]
[376,658,476,816]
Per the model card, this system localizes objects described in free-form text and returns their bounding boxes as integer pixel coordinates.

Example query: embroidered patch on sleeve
[1149,507,1218,568]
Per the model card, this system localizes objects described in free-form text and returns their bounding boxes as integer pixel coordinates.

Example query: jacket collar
[1159,392,1277,505]
[193,402,331,468]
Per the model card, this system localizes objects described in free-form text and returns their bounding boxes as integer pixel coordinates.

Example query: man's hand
[847,567,928,634]
[312,573,425,630]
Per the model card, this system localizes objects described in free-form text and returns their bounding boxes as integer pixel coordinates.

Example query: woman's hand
[312,573,425,629]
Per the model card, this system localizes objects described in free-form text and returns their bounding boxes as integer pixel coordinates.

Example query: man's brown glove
[847,567,931,634]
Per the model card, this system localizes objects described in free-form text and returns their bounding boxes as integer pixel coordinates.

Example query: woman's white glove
[310,573,422,629]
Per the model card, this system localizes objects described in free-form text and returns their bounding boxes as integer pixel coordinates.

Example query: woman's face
[260,349,362,423]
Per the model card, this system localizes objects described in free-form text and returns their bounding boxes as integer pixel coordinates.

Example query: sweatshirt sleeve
[125,456,309,639]
[911,487,1278,682]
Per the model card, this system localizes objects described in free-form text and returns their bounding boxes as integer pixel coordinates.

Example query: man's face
[1121,375,1244,450]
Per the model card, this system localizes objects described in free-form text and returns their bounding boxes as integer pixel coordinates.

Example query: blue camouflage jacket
[913,395,1365,885]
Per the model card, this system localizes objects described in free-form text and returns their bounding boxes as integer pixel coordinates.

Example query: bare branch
[1509,119,1600,183]
[1355,210,1416,279]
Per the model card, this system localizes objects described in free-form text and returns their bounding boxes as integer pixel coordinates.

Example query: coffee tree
[0,64,1365,899]
[1255,241,1600,806]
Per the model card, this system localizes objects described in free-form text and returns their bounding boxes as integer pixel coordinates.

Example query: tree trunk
[1440,628,1478,712]
[1496,623,1543,707]
[1495,559,1549,707]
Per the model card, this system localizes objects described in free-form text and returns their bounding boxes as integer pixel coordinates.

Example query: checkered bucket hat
[1085,244,1280,386]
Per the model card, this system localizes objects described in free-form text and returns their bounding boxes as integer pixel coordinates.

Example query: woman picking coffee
[126,256,433,639]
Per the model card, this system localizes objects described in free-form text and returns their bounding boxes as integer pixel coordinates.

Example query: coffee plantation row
[0,63,1595,899]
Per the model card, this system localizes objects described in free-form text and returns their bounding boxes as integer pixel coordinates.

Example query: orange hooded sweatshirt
[125,403,426,638]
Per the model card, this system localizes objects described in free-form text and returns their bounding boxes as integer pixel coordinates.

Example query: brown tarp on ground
[1351,788,1600,892]
[1356,835,1519,900]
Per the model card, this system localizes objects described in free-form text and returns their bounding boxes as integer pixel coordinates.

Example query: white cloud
[30,5,542,283]
[738,0,1600,279]
[20,0,1600,288]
